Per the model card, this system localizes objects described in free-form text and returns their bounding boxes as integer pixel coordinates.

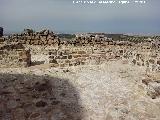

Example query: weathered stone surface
[9,29,60,46]
[0,30,160,120]
[2,29,159,71]
[147,82,160,99]
[0,43,31,68]
[0,73,83,120]
[0,37,5,44]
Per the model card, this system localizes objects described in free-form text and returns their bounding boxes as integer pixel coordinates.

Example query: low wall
[48,45,160,72]
[0,37,5,44]
[9,29,60,46]
[5,29,160,71]
[0,43,31,68]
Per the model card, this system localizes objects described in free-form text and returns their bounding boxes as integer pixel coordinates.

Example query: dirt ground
[0,60,160,120]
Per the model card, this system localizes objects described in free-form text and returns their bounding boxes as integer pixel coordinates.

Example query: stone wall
[9,29,60,46]
[127,49,160,72]
[48,44,160,72]
[5,29,160,71]
[48,47,92,67]
[0,37,5,44]
[0,43,31,68]
[8,29,135,47]
[47,46,120,67]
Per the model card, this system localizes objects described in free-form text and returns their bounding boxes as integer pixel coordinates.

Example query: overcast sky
[0,0,160,34]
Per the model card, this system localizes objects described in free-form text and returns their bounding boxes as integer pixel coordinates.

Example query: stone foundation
[0,37,5,44]
[0,43,31,68]
[2,29,160,71]
[9,29,60,46]
[48,45,160,72]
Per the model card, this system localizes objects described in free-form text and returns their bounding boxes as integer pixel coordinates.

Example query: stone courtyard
[0,29,160,120]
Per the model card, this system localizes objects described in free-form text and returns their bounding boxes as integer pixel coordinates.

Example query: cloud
[0,0,160,33]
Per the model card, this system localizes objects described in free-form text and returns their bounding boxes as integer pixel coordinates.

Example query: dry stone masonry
[0,43,31,68]
[0,37,5,44]
[0,29,160,119]
[48,34,160,72]
[1,29,160,72]
[9,29,60,46]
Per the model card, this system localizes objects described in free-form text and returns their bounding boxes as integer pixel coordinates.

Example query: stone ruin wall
[9,29,60,46]
[47,35,160,72]
[0,29,159,71]
[0,37,5,44]
[0,43,31,68]
[48,45,160,72]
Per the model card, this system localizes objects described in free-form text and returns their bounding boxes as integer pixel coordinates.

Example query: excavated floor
[0,60,160,120]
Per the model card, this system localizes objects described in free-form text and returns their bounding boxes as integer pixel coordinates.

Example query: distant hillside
[57,34,76,39]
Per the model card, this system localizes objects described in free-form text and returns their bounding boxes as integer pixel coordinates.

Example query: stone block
[77,51,86,54]
[157,60,160,65]
[68,55,72,59]
[149,59,155,64]
[73,54,81,58]
[0,43,31,68]
[65,60,71,63]
[49,59,57,64]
